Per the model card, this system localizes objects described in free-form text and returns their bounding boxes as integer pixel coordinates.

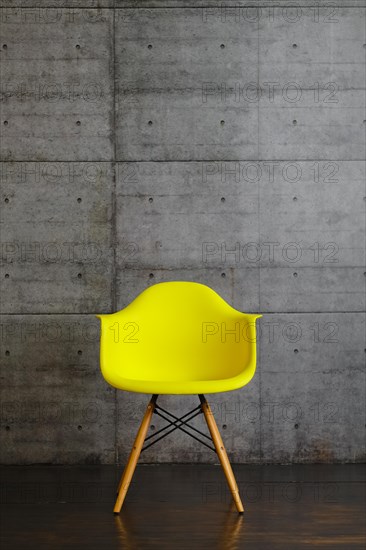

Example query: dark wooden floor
[0,464,365,549]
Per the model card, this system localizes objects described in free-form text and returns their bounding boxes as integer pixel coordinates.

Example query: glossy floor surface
[1,464,365,549]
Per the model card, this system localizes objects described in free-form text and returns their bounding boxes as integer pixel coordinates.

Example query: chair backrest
[96,281,261,387]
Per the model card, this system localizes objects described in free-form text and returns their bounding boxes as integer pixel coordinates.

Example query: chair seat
[97,282,261,395]
[100,370,256,395]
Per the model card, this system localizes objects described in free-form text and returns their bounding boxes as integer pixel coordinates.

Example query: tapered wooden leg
[199,394,244,513]
[114,394,158,514]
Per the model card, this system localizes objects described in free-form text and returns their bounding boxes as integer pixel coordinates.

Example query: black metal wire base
[141,395,216,453]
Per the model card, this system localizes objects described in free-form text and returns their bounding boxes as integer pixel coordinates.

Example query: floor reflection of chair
[114,514,136,549]
[218,504,245,549]
[114,505,245,549]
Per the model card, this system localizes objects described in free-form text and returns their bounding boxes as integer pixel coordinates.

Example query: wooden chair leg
[114,394,158,514]
[199,395,244,514]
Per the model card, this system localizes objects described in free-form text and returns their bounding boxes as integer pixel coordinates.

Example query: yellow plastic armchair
[96,281,261,514]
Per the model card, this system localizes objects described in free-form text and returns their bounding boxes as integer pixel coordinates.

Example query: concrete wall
[0,2,365,465]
